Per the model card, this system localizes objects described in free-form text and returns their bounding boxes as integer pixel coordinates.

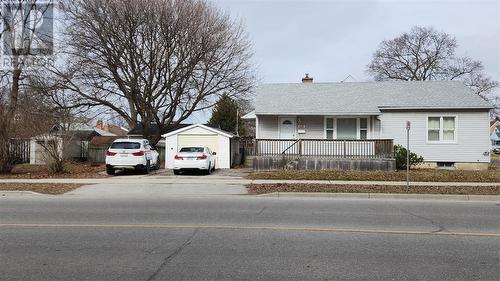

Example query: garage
[162,124,236,169]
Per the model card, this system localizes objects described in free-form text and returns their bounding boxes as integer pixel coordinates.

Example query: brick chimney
[96,120,104,130]
[302,73,313,83]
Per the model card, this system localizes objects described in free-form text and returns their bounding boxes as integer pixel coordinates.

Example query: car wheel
[106,166,115,176]
[143,161,151,174]
[206,162,211,175]
[155,157,161,170]
[173,170,180,175]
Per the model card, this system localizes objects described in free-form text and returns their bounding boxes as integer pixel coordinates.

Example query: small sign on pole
[406,121,411,190]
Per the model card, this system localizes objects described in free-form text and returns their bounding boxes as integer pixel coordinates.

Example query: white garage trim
[162,124,234,138]
[162,124,235,169]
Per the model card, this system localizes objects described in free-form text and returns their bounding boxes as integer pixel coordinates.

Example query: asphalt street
[1,194,499,280]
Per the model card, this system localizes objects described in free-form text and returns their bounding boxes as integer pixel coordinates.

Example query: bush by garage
[162,124,239,169]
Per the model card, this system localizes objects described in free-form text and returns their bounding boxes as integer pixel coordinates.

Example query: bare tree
[47,0,254,144]
[367,26,498,100]
[0,0,54,173]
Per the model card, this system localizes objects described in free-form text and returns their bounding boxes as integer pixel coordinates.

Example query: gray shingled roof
[255,81,492,115]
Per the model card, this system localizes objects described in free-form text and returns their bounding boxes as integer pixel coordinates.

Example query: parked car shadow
[111,169,163,176]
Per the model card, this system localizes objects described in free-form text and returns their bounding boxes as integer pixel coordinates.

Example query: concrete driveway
[66,182,248,197]
[64,168,251,198]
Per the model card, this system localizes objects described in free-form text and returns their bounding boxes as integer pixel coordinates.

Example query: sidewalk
[0,176,499,187]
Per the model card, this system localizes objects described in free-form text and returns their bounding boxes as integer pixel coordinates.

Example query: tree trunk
[0,116,14,173]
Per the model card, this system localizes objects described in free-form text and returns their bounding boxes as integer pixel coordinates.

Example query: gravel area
[247,183,500,195]
[0,163,107,179]
[0,183,84,195]
[248,168,500,183]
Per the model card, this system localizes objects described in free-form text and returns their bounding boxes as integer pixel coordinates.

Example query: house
[244,75,493,171]
[95,120,128,136]
[162,124,239,169]
[491,119,500,146]
[30,123,118,165]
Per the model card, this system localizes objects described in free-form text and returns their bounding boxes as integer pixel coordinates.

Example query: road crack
[145,228,199,281]
[399,208,449,234]
[256,206,267,216]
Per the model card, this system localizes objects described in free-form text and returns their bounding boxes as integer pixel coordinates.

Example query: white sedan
[105,139,160,175]
[173,146,216,175]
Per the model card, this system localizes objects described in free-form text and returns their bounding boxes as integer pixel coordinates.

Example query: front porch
[245,139,396,171]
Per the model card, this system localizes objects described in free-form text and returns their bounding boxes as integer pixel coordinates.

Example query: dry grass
[248,168,500,183]
[0,162,107,179]
[247,183,500,195]
[0,183,83,195]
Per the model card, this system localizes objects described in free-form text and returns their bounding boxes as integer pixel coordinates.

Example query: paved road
[1,195,499,280]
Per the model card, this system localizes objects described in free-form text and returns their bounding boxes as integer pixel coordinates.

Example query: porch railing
[254,139,394,159]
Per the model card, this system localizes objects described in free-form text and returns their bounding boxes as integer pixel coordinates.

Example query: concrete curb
[256,192,500,201]
[0,177,499,187]
[249,180,500,187]
[0,191,47,196]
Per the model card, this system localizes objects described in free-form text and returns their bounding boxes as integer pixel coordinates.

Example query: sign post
[406,121,411,190]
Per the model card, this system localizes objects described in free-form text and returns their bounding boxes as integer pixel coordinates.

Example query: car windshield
[110,142,141,149]
[180,147,204,153]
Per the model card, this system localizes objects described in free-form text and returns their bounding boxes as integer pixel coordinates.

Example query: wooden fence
[9,139,30,164]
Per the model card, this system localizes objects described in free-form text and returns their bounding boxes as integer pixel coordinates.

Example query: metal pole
[236,109,239,137]
[406,126,410,191]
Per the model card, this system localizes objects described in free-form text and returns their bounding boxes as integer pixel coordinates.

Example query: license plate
[120,154,128,157]
[186,157,195,160]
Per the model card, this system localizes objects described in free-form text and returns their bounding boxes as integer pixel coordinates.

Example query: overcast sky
[190,0,500,122]
[212,0,499,83]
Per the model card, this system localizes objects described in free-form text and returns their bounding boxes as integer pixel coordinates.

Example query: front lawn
[247,168,500,183]
[0,183,83,195]
[247,183,500,195]
[0,162,107,179]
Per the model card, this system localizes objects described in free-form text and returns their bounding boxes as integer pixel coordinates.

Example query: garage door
[177,134,218,154]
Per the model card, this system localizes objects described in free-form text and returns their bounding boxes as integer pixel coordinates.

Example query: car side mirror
[212,152,217,155]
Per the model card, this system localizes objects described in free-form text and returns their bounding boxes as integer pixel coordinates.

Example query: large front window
[325,117,369,140]
[428,116,456,142]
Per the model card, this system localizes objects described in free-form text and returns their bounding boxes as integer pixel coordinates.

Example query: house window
[427,116,456,142]
[437,162,455,169]
[326,118,334,139]
[359,118,368,140]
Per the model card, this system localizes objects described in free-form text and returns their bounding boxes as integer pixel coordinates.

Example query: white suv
[105,139,160,175]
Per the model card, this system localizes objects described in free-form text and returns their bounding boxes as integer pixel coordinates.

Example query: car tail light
[132,151,145,156]
[106,151,117,156]
[174,154,183,160]
[197,154,208,160]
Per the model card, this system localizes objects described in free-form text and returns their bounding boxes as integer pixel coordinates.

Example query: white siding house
[246,79,493,170]
[379,111,491,168]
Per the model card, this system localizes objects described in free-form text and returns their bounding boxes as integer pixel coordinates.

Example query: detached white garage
[162,124,236,169]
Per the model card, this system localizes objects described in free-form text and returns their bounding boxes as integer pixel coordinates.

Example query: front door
[337,118,357,139]
[279,117,296,139]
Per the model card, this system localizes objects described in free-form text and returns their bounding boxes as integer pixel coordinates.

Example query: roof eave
[254,112,381,116]
[378,106,493,111]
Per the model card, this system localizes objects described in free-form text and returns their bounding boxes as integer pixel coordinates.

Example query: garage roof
[161,124,235,138]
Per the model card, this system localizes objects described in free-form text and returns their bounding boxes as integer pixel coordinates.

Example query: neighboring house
[162,124,239,169]
[491,119,500,146]
[246,76,492,171]
[95,120,129,136]
[30,123,118,165]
